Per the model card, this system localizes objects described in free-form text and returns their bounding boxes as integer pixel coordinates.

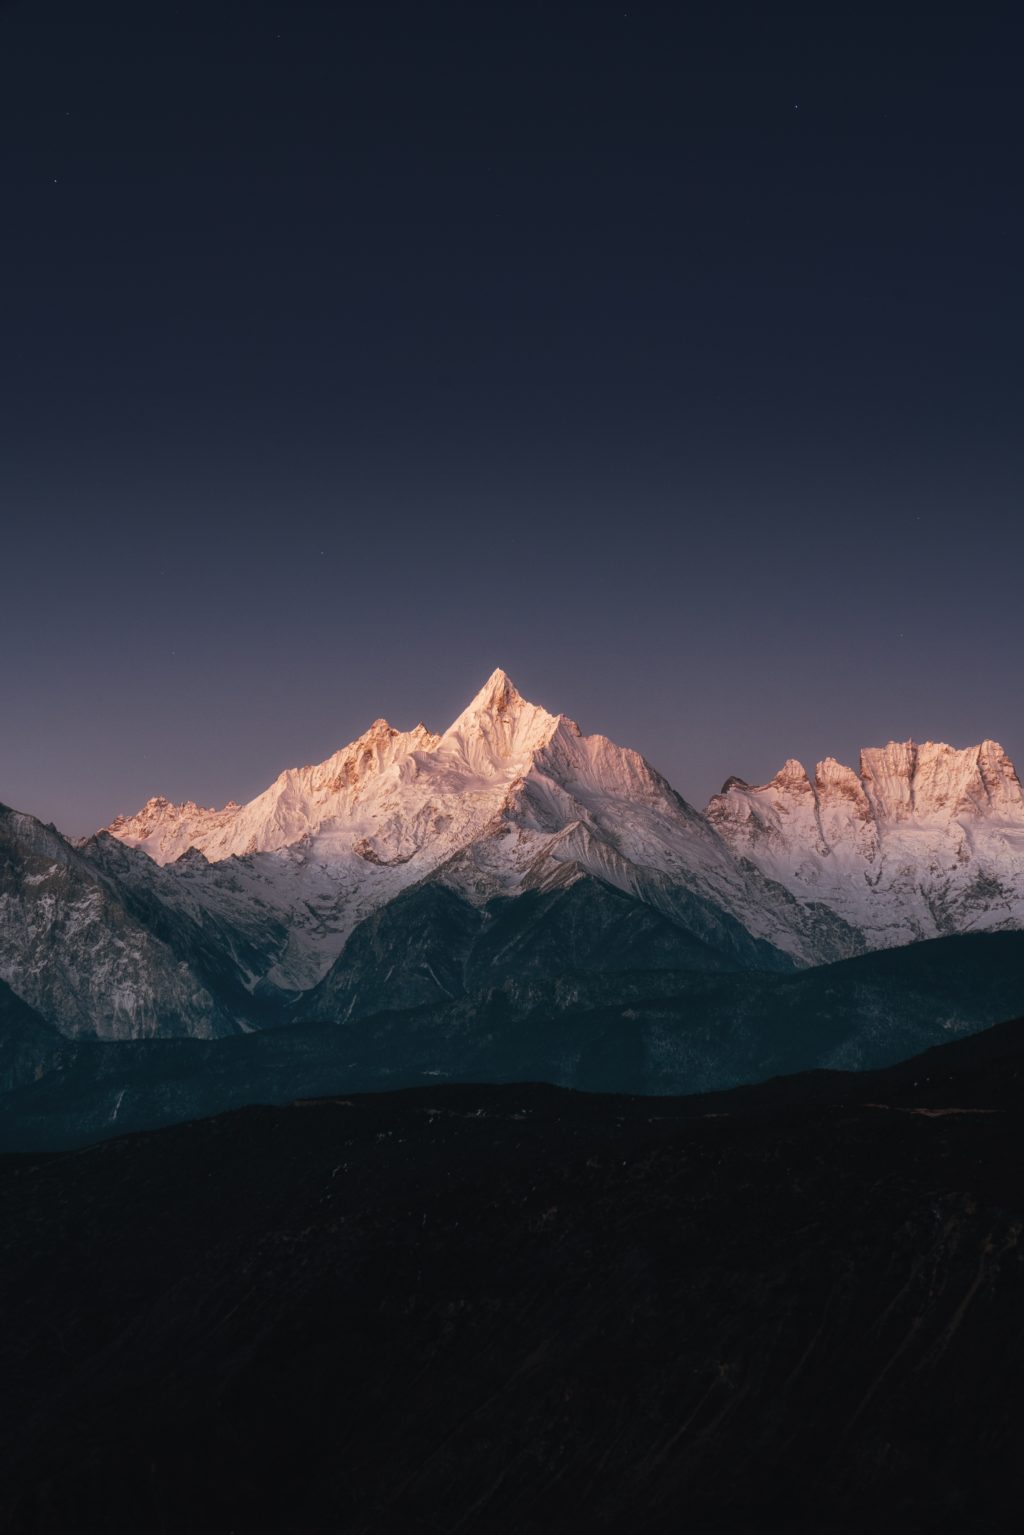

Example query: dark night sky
[1,0,1022,835]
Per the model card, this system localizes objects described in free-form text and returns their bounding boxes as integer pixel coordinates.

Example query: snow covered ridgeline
[707,739,1024,947]
[108,670,561,864]
[2,670,1023,1047]
[105,671,1024,993]
[103,668,843,988]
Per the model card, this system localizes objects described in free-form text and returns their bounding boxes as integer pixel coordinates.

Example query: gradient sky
[2,0,1022,836]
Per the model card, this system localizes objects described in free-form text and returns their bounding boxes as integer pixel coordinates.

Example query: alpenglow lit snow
[104,673,1024,991]
[707,739,1024,947]
[104,670,855,987]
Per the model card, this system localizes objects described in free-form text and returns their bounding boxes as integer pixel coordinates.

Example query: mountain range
[3,670,1024,1145]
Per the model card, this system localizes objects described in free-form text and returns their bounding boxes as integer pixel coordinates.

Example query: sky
[1,0,1022,836]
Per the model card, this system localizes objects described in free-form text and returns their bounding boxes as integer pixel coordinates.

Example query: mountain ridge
[3,671,1023,1046]
[102,672,1024,981]
[97,670,854,990]
[708,734,1024,946]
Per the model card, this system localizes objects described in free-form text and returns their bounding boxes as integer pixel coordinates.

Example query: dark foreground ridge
[4,1019,1024,1534]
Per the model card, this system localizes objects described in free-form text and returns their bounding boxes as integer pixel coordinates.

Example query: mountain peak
[472,668,522,716]
[771,759,812,791]
[443,670,532,739]
[436,670,568,781]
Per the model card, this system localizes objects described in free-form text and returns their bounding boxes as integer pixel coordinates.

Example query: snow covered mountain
[103,670,859,992]
[707,739,1024,948]
[7,670,1022,1047]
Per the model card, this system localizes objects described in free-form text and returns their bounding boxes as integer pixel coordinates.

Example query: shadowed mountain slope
[0,979,66,1094]
[0,805,257,1040]
[4,930,1024,1152]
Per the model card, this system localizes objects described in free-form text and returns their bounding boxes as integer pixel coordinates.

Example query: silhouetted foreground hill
[4,1018,1024,1534]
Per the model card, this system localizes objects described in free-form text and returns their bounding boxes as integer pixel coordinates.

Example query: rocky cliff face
[707,738,1024,947]
[0,806,245,1041]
